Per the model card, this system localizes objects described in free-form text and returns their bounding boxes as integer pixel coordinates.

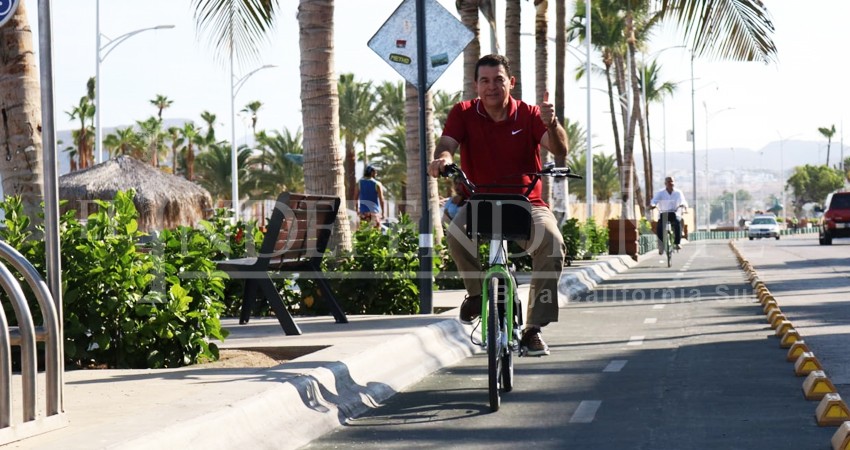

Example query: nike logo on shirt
[511,129,523,135]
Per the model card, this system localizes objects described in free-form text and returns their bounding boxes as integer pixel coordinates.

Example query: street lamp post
[703,102,734,230]
[776,131,801,224]
[230,63,276,222]
[690,51,698,230]
[95,0,173,164]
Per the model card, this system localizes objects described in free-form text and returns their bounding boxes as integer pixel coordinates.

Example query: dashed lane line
[603,360,628,372]
[570,400,603,423]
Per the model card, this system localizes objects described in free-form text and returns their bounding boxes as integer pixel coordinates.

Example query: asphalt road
[304,237,842,449]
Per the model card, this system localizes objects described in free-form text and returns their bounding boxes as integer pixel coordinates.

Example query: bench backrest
[258,192,340,265]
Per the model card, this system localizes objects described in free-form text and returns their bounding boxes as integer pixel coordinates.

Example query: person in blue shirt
[353,164,386,228]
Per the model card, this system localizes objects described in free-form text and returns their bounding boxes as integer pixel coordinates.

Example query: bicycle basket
[465,193,533,241]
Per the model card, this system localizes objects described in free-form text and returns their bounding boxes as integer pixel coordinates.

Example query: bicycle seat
[465,193,532,241]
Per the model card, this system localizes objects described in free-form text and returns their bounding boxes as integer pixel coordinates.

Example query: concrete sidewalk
[7,254,642,449]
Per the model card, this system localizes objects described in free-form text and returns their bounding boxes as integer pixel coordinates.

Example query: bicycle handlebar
[441,162,582,197]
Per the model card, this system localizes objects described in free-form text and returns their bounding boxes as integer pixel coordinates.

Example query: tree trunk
[551,0,566,223]
[404,83,445,243]
[0,2,45,223]
[298,0,352,252]
[458,0,480,101]
[344,139,355,201]
[504,0,522,98]
[534,0,551,206]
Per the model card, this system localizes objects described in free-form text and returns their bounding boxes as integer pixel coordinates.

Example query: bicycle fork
[481,265,518,353]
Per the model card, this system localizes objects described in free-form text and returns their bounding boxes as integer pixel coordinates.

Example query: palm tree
[457,0,481,100]
[66,79,97,170]
[504,0,523,98]
[137,116,167,167]
[251,128,306,197]
[149,94,173,121]
[104,127,144,158]
[375,81,405,129]
[241,100,263,137]
[641,60,677,191]
[179,122,201,181]
[818,124,836,166]
[6,0,50,213]
[166,126,184,174]
[199,110,218,142]
[432,90,462,130]
[298,0,352,251]
[373,125,407,202]
[404,82,443,243]
[196,142,254,204]
[338,73,383,201]
[569,152,619,202]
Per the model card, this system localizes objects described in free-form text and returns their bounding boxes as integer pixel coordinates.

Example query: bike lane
[304,240,835,449]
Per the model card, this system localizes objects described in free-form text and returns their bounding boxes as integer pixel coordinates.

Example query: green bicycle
[443,162,581,411]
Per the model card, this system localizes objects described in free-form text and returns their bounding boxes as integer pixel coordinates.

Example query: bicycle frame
[479,241,516,351]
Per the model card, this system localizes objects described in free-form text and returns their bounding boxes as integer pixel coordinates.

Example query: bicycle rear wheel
[487,276,501,412]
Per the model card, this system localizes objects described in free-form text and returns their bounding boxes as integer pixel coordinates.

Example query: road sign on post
[0,0,21,29]
[368,0,473,91]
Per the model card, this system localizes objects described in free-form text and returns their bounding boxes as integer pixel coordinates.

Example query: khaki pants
[447,204,565,326]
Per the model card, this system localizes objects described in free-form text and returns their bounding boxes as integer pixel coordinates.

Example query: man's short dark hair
[475,54,512,81]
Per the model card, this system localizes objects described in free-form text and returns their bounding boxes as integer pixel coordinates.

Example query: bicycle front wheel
[666,230,673,268]
[487,276,501,412]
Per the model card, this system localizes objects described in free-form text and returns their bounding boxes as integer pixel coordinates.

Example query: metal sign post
[369,0,472,314]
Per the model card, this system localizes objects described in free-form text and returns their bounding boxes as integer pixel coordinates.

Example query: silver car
[748,216,780,240]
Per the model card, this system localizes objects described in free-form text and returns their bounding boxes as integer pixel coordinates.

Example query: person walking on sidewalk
[427,54,569,357]
[353,164,386,228]
[648,176,689,254]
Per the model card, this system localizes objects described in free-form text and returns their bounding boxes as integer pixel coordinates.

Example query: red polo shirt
[442,97,549,206]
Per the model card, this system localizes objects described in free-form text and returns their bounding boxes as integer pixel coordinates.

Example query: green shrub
[0,192,231,369]
[323,215,420,314]
[561,218,586,261]
[583,217,609,256]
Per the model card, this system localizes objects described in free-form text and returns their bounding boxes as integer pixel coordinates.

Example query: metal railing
[0,241,66,444]
[638,226,819,255]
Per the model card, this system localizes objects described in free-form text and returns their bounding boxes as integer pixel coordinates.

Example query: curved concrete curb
[558,254,646,305]
[119,319,476,450]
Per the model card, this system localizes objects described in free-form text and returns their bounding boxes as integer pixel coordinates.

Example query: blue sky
[22,0,849,168]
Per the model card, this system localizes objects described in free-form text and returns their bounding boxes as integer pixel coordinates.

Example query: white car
[748,216,780,240]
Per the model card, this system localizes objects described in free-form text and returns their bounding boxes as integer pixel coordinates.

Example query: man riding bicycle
[427,54,569,356]
[648,176,689,254]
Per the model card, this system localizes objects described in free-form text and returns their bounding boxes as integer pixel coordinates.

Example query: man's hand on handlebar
[428,152,454,178]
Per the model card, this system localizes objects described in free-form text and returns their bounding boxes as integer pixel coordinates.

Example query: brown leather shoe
[459,295,482,324]
[520,327,550,356]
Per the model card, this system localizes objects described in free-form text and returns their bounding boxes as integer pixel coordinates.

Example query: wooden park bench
[216,192,348,335]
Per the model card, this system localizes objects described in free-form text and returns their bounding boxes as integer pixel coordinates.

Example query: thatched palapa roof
[59,156,213,232]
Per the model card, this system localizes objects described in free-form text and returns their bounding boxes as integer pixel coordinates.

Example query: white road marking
[627,336,645,346]
[644,317,657,324]
[653,304,665,310]
[603,360,628,372]
[570,400,603,423]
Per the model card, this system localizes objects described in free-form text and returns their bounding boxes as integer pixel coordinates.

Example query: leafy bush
[0,192,232,369]
[561,217,608,260]
[323,215,420,314]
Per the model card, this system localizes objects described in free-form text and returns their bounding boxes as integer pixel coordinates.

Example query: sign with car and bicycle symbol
[368,0,473,91]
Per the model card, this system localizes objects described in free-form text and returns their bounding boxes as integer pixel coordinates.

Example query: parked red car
[818,190,850,245]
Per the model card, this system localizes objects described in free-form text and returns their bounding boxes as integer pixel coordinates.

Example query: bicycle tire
[502,276,514,392]
[666,229,673,268]
[487,276,501,412]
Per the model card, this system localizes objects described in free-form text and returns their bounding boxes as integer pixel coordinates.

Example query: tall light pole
[703,102,734,230]
[690,51,697,230]
[776,131,801,224]
[95,0,173,164]
[230,64,276,221]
